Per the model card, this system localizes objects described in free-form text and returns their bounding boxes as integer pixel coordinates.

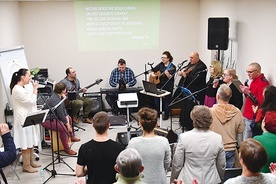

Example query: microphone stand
[169,86,209,107]
[134,64,152,81]
[159,62,183,90]
[43,97,75,184]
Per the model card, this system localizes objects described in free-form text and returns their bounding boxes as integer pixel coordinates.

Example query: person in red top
[239,62,269,140]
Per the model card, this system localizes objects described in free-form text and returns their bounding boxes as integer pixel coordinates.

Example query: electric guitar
[65,78,103,106]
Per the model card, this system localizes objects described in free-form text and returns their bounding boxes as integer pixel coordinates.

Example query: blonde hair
[211,60,223,78]
[225,68,238,79]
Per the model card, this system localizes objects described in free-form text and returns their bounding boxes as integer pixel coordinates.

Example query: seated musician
[42,82,80,155]
[150,51,176,120]
[60,67,93,124]
[106,58,136,115]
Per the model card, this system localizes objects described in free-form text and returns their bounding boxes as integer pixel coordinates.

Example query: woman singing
[10,68,41,173]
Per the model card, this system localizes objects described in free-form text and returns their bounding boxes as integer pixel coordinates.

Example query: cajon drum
[49,130,71,151]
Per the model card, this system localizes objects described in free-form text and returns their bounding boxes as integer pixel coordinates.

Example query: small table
[140,90,170,128]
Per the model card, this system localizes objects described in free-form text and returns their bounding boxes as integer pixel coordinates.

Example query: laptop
[142,80,166,95]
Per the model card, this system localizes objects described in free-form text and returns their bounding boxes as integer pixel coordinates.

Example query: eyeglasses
[161,57,168,59]
[222,73,230,76]
[246,70,257,74]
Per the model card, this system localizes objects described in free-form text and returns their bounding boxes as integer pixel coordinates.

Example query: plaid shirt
[109,67,136,87]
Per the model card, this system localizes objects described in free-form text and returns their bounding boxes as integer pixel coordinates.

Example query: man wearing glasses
[239,62,269,140]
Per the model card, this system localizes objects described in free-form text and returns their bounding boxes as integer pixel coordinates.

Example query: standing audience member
[251,85,276,136]
[10,68,41,173]
[61,67,93,124]
[42,82,80,155]
[106,58,136,115]
[204,60,223,107]
[0,123,16,168]
[114,148,146,184]
[225,138,276,184]
[239,62,269,140]
[254,111,276,173]
[222,68,243,109]
[209,84,244,168]
[177,52,207,131]
[150,51,176,120]
[127,107,171,184]
[76,111,125,184]
[171,105,225,184]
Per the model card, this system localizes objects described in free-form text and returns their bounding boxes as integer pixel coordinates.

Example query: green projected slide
[74,0,160,51]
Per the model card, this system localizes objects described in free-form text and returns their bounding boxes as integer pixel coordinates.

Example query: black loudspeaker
[208,17,229,50]
[116,130,143,146]
[83,92,102,116]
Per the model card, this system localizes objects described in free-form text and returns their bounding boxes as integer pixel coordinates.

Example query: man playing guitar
[61,67,93,124]
[176,52,207,131]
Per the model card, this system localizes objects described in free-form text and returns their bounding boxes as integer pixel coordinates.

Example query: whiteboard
[0,45,32,108]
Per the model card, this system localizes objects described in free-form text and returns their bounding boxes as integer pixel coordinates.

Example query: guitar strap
[166,62,172,71]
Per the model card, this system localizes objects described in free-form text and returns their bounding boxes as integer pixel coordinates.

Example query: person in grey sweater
[127,107,171,184]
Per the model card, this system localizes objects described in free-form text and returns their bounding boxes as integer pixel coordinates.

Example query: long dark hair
[260,85,276,115]
[10,68,28,94]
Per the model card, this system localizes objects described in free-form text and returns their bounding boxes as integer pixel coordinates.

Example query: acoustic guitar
[65,78,103,106]
[149,66,174,85]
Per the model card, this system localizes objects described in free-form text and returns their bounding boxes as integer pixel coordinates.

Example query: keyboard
[100,86,143,94]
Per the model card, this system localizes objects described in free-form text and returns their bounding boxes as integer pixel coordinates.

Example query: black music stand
[23,109,49,128]
[43,98,75,184]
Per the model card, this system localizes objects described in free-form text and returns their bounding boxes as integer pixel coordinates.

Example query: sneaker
[73,116,79,124]
[71,136,80,142]
[82,118,92,124]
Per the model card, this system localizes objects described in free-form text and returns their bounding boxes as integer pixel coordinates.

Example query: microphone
[212,77,223,84]
[244,79,249,86]
[196,69,208,74]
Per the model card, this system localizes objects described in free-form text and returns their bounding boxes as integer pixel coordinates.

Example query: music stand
[23,109,49,127]
[117,93,138,143]
[43,97,75,184]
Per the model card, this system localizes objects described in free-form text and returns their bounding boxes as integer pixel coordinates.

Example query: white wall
[19,0,199,108]
[198,0,276,85]
[0,2,22,122]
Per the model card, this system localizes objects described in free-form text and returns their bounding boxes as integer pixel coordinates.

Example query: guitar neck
[77,83,97,93]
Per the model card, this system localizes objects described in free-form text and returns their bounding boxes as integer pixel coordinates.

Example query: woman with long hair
[222,68,243,109]
[252,85,276,136]
[204,60,223,107]
[10,68,41,173]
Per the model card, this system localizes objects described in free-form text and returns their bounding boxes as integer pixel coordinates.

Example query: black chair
[0,168,7,184]
[223,168,242,182]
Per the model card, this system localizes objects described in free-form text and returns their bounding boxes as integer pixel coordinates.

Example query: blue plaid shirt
[109,67,136,87]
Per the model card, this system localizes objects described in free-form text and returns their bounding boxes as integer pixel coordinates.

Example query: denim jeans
[226,150,236,168]
[243,117,252,140]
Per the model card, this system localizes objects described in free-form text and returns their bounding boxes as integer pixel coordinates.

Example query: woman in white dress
[10,68,41,173]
